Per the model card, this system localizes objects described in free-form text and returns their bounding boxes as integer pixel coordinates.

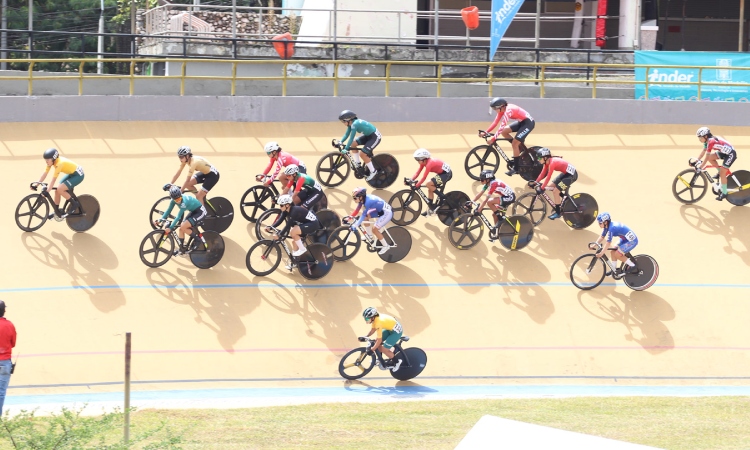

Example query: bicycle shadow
[721,206,750,265]
[491,248,555,325]
[523,224,601,272]
[341,379,439,397]
[577,287,675,354]
[21,232,125,312]
[217,235,249,270]
[679,204,725,237]
[324,187,351,213]
[145,266,259,352]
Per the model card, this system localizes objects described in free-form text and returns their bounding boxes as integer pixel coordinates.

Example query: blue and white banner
[635,51,750,102]
[490,0,525,60]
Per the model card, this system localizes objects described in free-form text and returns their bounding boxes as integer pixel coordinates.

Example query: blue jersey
[341,119,377,151]
[353,194,387,227]
[162,193,203,229]
[601,221,637,243]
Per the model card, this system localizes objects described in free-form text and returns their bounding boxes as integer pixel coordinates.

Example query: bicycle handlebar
[30,182,50,191]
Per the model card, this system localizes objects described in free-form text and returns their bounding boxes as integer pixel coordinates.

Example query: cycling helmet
[413,148,431,161]
[169,185,182,200]
[490,97,508,108]
[283,164,299,176]
[177,146,192,157]
[277,194,293,206]
[596,212,611,224]
[362,306,378,322]
[264,141,281,154]
[696,127,712,138]
[479,170,495,182]
[536,147,551,159]
[339,110,357,121]
[352,187,367,200]
[43,148,59,160]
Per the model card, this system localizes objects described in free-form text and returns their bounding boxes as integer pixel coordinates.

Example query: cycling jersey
[44,157,80,178]
[341,119,377,151]
[536,157,576,189]
[483,178,514,197]
[271,205,318,236]
[486,104,533,133]
[161,193,203,229]
[286,173,322,193]
[705,136,735,156]
[352,194,390,228]
[180,155,215,176]
[602,221,637,243]
[263,151,304,180]
[371,314,403,338]
[412,158,450,188]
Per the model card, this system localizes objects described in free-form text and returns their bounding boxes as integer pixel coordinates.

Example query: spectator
[0,300,17,415]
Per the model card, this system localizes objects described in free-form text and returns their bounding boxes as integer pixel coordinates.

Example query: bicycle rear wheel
[727,169,750,206]
[570,254,607,290]
[327,225,362,262]
[512,192,547,226]
[189,231,225,269]
[448,213,484,250]
[389,189,422,226]
[390,347,427,381]
[338,347,376,380]
[672,169,708,204]
[380,226,411,263]
[368,154,399,189]
[15,193,49,232]
[436,191,471,226]
[498,215,534,251]
[239,185,276,222]
[254,208,282,241]
[66,194,100,232]
[623,255,659,291]
[203,197,233,233]
[464,145,500,181]
[561,193,598,229]
[297,243,335,280]
[307,209,341,245]
[139,230,174,268]
[246,239,282,276]
[316,151,351,188]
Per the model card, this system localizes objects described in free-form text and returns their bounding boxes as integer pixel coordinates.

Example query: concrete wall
[1,95,749,125]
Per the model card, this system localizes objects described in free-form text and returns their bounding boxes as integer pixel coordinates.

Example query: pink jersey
[412,158,450,188]
[262,151,303,179]
[487,104,532,133]
[536,157,576,188]
[486,179,514,197]
[705,136,734,156]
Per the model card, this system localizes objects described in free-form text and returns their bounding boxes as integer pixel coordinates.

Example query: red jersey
[536,157,576,188]
[705,136,734,156]
[487,104,532,133]
[262,151,303,180]
[0,318,16,361]
[412,158,450,188]
[484,179,514,197]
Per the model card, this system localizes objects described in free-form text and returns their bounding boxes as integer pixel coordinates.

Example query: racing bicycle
[326,217,412,263]
[338,336,427,381]
[388,177,470,226]
[512,184,598,229]
[672,158,750,206]
[465,133,544,182]
[448,202,534,251]
[316,139,400,189]
[570,243,659,291]
[149,186,234,233]
[139,219,225,269]
[245,226,335,280]
[16,182,100,232]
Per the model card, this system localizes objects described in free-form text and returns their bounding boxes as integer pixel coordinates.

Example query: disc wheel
[561,193,598,229]
[726,169,750,206]
[202,196,233,233]
[511,192,547,226]
[390,347,428,381]
[245,239,282,276]
[464,144,500,181]
[623,255,659,291]
[296,243,335,280]
[189,231,225,269]
[389,189,422,226]
[672,169,708,204]
[307,209,341,245]
[66,194,101,232]
[448,213,484,250]
[239,185,277,222]
[498,215,534,250]
[15,193,49,232]
[436,191,471,226]
[139,230,174,268]
[316,151,351,188]
[379,226,412,263]
[338,347,376,380]
[367,153,400,189]
[569,254,607,290]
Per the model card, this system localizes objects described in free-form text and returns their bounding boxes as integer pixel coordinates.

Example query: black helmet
[43,148,59,160]
[479,170,495,182]
[536,147,551,159]
[490,97,508,108]
[339,110,357,121]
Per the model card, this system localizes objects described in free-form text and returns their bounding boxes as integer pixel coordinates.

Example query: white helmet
[696,127,711,138]
[276,194,293,206]
[265,141,281,154]
[283,164,299,176]
[413,148,431,161]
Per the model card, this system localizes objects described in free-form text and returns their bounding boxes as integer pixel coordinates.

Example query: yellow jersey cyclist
[362,307,403,372]
[35,148,84,220]
[167,146,220,205]
[155,186,208,256]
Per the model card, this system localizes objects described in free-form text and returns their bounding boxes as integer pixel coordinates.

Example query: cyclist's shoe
[378,244,391,255]
[624,265,639,275]
[488,227,499,243]
[377,361,387,371]
[67,200,80,215]
[47,212,64,222]
[173,245,188,257]
[285,262,297,271]
[421,203,435,217]
[292,247,308,257]
[716,192,727,201]
[385,359,403,372]
[713,172,721,181]
[365,169,379,182]
[548,211,562,220]
[505,167,518,176]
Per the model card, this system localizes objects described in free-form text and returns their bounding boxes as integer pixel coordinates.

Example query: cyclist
[35,148,84,220]
[695,127,737,201]
[471,170,516,238]
[529,148,577,220]
[479,97,535,177]
[265,194,321,265]
[257,141,307,188]
[155,185,207,256]
[168,146,219,205]
[361,307,403,372]
[348,187,393,255]
[338,110,383,182]
[281,164,324,210]
[591,212,638,275]
[409,148,452,217]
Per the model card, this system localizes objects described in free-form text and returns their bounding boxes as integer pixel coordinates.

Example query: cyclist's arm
[262,157,275,177]
[293,178,305,194]
[270,210,289,230]
[169,162,186,185]
[411,164,425,182]
[341,127,353,150]
[365,327,377,337]
[486,113,502,134]
[535,165,549,185]
[168,207,185,230]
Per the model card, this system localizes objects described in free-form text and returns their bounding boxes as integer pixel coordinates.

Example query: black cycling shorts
[194,169,220,192]
[552,170,578,192]
[355,130,382,157]
[509,118,535,143]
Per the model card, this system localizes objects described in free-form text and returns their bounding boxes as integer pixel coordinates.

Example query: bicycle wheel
[380,226,411,263]
[202,196,233,233]
[189,231,225,269]
[338,347,376,380]
[15,193,49,232]
[672,169,708,204]
[390,347,428,381]
[511,192,547,226]
[464,145,500,181]
[327,225,362,262]
[368,153,399,189]
[561,193,598,229]
[569,254,607,290]
[389,189,422,226]
[296,243,335,280]
[316,151,351,188]
[518,147,545,182]
[623,255,659,291]
[239,185,276,222]
[246,239,282,276]
[139,230,174,268]
[498,215,534,251]
[436,191,471,226]
[66,194,101,232]
[307,209,341,245]
[448,213,484,250]
[149,196,175,230]
[726,169,750,206]
[254,208,282,241]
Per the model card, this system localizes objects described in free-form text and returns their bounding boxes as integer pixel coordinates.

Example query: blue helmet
[596,212,611,224]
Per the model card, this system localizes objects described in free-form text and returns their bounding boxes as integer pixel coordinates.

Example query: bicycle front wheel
[512,192,547,226]
[246,239,282,276]
[448,213,484,250]
[464,145,500,181]
[239,185,276,222]
[570,254,607,290]
[327,225,362,262]
[316,151,351,188]
[139,230,174,268]
[338,347,376,380]
[389,189,422,226]
[15,193,49,232]
[672,169,708,204]
[255,208,282,241]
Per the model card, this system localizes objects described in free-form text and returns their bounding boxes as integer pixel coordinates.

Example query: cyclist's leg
[618,238,639,272]
[294,189,310,206]
[197,170,219,204]
[301,189,322,209]
[350,136,365,165]
[379,330,399,359]
[360,131,382,168]
[290,224,305,253]
[720,151,736,196]
[373,206,393,244]
[487,196,501,225]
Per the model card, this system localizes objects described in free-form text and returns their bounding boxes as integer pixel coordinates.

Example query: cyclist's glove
[349,224,358,232]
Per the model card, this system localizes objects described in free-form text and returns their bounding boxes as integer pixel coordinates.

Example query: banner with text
[635,51,750,102]
[490,0,525,60]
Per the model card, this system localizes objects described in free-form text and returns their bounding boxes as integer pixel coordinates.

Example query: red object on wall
[461,6,480,30]
[272,33,295,59]
[596,0,608,47]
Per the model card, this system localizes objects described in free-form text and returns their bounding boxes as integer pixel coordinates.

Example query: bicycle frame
[585,245,634,281]
[37,183,83,215]
[403,177,445,208]
[678,164,745,192]
[156,221,208,254]
[362,338,408,369]
[470,205,522,248]
[354,219,398,249]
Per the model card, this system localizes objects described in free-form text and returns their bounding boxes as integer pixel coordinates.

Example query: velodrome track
[2,121,750,411]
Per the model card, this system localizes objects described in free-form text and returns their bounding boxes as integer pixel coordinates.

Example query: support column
[618,0,638,49]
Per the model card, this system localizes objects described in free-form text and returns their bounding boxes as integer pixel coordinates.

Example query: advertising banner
[635,51,750,101]
[490,0,525,60]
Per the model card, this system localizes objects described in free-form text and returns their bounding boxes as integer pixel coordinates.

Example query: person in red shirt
[695,127,737,201]
[529,148,578,220]
[257,141,307,188]
[409,148,452,217]
[479,97,535,177]
[0,300,17,415]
